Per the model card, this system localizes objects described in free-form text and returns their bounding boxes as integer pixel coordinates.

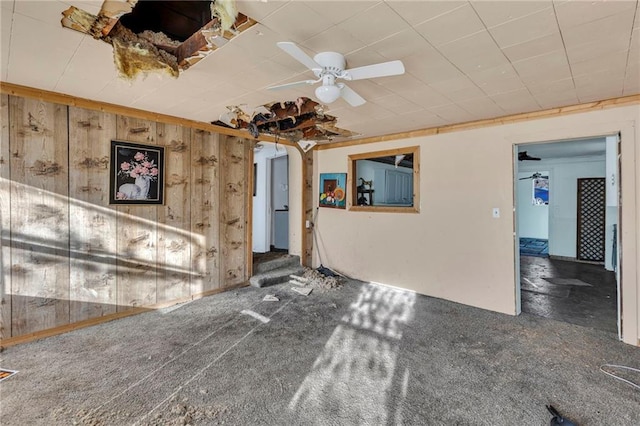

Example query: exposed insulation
[108,24,179,79]
[211,0,238,32]
[138,30,181,48]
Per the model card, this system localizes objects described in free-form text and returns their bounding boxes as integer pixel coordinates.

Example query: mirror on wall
[348,146,419,212]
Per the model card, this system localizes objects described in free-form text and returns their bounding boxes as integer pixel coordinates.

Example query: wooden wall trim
[347,145,420,213]
[297,145,314,267]
[317,94,640,150]
[0,82,294,146]
[0,282,248,348]
[299,145,308,267]
[246,141,254,278]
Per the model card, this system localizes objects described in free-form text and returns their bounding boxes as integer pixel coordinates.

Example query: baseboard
[549,255,604,265]
[0,282,248,349]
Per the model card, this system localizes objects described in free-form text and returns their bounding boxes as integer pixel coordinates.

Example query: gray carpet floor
[1,278,639,425]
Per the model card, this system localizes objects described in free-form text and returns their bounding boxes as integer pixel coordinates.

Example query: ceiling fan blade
[518,151,541,161]
[339,84,366,107]
[277,42,322,71]
[267,80,317,91]
[343,60,405,81]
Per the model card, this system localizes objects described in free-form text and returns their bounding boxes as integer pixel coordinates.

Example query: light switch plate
[492,208,500,218]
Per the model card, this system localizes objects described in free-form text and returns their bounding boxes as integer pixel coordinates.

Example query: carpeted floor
[520,237,549,257]
[253,249,289,264]
[1,279,638,425]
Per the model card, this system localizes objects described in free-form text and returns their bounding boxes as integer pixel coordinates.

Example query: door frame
[513,134,623,339]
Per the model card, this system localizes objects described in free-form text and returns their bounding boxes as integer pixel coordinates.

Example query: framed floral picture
[319,173,346,209]
[109,140,164,204]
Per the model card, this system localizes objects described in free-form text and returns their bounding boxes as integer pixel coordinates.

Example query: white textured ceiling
[1,0,639,143]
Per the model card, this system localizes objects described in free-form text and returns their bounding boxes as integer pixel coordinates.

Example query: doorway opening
[252,142,290,267]
[514,135,621,337]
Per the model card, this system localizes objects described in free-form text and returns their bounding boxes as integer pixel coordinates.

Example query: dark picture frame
[253,163,257,196]
[109,140,164,205]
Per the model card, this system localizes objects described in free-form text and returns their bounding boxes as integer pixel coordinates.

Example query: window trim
[348,146,420,213]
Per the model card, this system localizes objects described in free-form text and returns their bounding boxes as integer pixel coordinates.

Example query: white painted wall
[519,157,605,257]
[287,146,303,258]
[310,104,639,346]
[271,155,289,248]
[516,171,549,239]
[252,148,271,253]
[272,156,289,210]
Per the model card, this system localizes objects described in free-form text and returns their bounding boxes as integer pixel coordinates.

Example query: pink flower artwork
[117,151,159,183]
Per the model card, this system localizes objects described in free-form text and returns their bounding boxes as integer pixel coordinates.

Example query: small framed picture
[109,140,164,204]
[319,173,346,209]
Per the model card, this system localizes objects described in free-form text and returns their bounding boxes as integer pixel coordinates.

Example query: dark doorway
[515,136,619,337]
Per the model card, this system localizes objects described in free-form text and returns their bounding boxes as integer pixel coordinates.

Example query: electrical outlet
[492,208,500,218]
[305,220,311,228]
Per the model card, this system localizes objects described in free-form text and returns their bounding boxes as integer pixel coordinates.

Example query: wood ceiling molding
[317,94,640,150]
[0,82,293,146]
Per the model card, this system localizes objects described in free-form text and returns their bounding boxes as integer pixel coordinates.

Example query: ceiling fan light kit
[315,81,341,104]
[268,42,405,107]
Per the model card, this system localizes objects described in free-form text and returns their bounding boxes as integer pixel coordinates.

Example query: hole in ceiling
[61,0,256,79]
[213,97,358,143]
[119,0,213,42]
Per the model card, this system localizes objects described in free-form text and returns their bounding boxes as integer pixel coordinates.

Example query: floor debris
[301,267,343,291]
[291,287,312,296]
[240,310,270,324]
[289,275,308,286]
[263,294,279,302]
[0,369,18,382]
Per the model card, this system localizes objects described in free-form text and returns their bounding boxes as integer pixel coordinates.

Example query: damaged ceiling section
[214,97,358,143]
[61,0,256,79]
[61,1,357,144]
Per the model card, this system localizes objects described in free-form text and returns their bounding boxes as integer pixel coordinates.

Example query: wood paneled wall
[301,150,314,266]
[0,95,251,341]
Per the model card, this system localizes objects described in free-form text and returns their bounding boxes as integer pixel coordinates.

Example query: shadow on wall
[0,179,220,338]
[288,283,416,424]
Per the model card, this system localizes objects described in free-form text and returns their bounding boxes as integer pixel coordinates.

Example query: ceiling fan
[519,172,548,180]
[267,42,405,107]
[518,151,541,161]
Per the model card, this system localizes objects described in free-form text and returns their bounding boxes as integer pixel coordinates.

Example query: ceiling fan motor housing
[313,52,346,77]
